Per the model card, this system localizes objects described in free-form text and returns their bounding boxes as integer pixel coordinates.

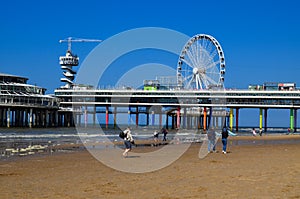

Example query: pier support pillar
[135,106,139,128]
[166,114,169,129]
[183,108,187,129]
[151,111,155,127]
[198,108,202,129]
[84,107,88,128]
[93,106,96,127]
[78,113,81,127]
[159,110,162,129]
[24,109,28,127]
[235,108,239,132]
[197,115,200,129]
[45,110,49,127]
[15,110,18,126]
[294,109,297,133]
[159,108,162,129]
[114,106,117,128]
[146,112,149,126]
[7,108,10,128]
[1,108,5,127]
[55,111,58,127]
[171,114,175,129]
[259,108,263,130]
[11,110,15,127]
[176,107,180,129]
[208,107,212,129]
[290,109,294,131]
[128,108,131,127]
[106,105,109,129]
[264,108,268,133]
[203,107,207,131]
[0,109,2,127]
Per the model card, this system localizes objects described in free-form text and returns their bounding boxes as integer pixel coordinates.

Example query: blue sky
[0,0,300,127]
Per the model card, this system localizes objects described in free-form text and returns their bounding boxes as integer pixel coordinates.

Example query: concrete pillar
[235,108,239,132]
[176,107,180,129]
[146,112,149,126]
[135,106,139,128]
[78,113,81,127]
[84,106,88,128]
[45,110,49,127]
[171,114,175,129]
[203,107,207,131]
[7,108,10,128]
[166,114,169,129]
[264,108,268,133]
[290,109,294,131]
[183,108,187,129]
[229,108,233,131]
[93,106,96,127]
[159,111,162,129]
[1,108,5,127]
[128,108,131,127]
[55,111,58,127]
[151,111,155,126]
[294,109,297,133]
[114,106,117,128]
[259,108,263,130]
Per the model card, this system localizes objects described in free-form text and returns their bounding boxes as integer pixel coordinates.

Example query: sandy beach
[1,135,300,199]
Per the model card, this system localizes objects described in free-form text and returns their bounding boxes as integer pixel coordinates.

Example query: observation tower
[59,49,79,88]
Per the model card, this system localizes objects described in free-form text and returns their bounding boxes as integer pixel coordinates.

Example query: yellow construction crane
[59,37,102,52]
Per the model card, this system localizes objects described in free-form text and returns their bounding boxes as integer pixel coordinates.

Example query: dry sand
[1,135,300,199]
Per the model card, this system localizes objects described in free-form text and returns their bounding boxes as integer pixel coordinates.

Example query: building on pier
[0,73,72,127]
[249,82,296,91]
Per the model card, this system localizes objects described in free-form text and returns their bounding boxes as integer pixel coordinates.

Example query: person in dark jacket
[122,127,134,157]
[222,127,229,154]
[161,128,168,141]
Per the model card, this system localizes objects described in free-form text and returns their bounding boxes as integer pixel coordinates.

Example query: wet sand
[0,135,300,199]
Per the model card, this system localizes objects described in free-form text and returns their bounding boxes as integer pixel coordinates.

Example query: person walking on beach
[222,127,229,154]
[161,128,168,141]
[259,128,263,136]
[252,128,257,136]
[122,127,134,157]
[207,128,216,153]
[153,130,159,146]
[287,128,291,135]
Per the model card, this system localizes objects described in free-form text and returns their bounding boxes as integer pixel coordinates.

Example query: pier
[2,33,299,131]
[55,87,300,132]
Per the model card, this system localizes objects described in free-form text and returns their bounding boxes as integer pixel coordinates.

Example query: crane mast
[59,37,102,89]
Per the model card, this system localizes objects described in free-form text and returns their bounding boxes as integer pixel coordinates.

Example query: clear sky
[0,0,300,127]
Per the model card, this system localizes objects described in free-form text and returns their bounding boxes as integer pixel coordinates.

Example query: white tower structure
[59,49,79,88]
[59,37,102,89]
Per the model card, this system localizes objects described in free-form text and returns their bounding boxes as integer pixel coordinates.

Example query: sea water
[0,126,298,159]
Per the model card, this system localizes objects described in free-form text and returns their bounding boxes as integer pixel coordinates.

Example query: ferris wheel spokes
[177,34,226,90]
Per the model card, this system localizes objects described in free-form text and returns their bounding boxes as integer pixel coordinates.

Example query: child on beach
[122,127,134,157]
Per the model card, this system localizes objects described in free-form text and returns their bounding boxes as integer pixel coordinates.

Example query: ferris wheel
[177,34,225,90]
